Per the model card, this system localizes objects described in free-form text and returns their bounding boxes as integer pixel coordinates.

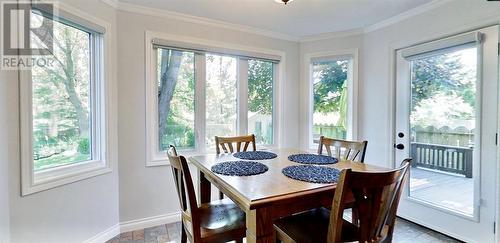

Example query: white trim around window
[20,4,113,196]
[145,31,285,166]
[302,49,359,150]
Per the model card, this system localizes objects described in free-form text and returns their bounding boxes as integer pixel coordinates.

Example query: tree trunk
[158,50,183,142]
[59,29,89,138]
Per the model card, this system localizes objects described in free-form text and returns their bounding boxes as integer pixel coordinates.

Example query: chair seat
[274,207,359,243]
[187,198,246,243]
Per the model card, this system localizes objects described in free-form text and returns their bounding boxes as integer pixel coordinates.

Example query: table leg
[246,207,275,243]
[198,170,211,203]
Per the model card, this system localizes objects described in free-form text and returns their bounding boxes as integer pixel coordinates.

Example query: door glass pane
[311,59,349,145]
[205,54,238,148]
[248,59,273,145]
[31,13,92,171]
[157,49,195,151]
[409,47,477,216]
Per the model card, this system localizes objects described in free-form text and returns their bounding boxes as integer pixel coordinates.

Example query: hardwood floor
[107,218,462,243]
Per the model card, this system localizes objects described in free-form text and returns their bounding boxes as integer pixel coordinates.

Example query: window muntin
[157,49,195,151]
[311,59,350,145]
[248,59,274,145]
[149,44,279,163]
[205,54,238,148]
[31,12,94,171]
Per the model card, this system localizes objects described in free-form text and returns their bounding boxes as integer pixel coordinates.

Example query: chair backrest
[215,134,257,154]
[327,159,411,243]
[167,145,201,242]
[317,136,368,162]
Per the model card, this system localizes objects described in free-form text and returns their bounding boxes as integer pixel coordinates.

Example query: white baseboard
[83,224,120,243]
[82,212,181,243]
[119,212,181,233]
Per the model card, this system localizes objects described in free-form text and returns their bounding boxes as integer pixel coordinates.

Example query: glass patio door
[395,26,499,242]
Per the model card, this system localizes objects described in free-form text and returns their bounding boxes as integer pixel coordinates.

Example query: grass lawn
[34,153,90,171]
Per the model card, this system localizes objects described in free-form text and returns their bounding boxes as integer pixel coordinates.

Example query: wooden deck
[409,167,473,215]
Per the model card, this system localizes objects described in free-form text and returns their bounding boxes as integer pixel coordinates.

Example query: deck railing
[410,142,473,178]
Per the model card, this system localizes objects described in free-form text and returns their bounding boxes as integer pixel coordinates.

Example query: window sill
[22,160,112,196]
[146,150,200,167]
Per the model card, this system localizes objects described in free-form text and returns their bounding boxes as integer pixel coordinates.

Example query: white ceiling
[118,0,435,37]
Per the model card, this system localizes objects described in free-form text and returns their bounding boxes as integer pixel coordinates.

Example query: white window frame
[303,49,359,150]
[20,5,112,196]
[145,31,284,166]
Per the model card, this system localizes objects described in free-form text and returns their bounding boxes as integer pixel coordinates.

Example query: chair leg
[219,190,224,200]
[351,208,359,226]
[180,224,187,243]
[235,239,243,243]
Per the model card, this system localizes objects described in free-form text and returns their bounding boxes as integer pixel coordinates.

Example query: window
[205,54,238,148]
[157,49,195,151]
[21,8,109,195]
[248,59,274,145]
[147,37,280,165]
[307,52,357,148]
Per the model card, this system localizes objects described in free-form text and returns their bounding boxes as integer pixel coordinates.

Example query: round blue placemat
[288,154,338,165]
[282,165,340,184]
[233,151,277,160]
[211,161,268,176]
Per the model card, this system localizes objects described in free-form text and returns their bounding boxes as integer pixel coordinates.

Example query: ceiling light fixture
[275,0,293,5]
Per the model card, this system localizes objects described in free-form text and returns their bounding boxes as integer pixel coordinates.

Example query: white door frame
[388,25,500,242]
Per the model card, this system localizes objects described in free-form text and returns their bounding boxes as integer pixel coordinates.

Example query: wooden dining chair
[167,145,246,243]
[318,136,368,162]
[273,159,411,243]
[214,134,257,199]
[215,134,257,155]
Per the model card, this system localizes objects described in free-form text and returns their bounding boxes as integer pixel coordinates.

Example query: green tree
[248,60,273,115]
[313,60,348,114]
[411,52,474,108]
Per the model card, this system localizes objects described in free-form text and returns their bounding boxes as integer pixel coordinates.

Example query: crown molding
[363,0,454,33]
[103,0,299,42]
[100,0,119,8]
[300,28,364,42]
[299,0,453,42]
[100,0,453,43]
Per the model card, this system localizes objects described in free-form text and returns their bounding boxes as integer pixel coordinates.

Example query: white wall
[0,68,15,243]
[300,0,500,168]
[116,9,300,223]
[2,0,120,242]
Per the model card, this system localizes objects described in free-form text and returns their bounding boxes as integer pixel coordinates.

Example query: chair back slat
[318,136,368,162]
[327,159,411,243]
[215,134,256,154]
[167,145,201,241]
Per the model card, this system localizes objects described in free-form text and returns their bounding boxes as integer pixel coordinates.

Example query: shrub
[77,138,90,154]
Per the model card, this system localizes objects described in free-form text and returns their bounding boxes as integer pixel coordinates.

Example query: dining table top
[188,148,387,210]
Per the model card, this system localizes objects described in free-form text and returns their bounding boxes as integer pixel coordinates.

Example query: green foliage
[411,52,475,108]
[248,60,273,114]
[77,138,90,154]
[313,60,348,114]
[31,13,91,169]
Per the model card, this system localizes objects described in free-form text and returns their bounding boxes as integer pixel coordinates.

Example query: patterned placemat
[211,161,268,176]
[288,154,338,165]
[282,165,340,184]
[233,151,278,160]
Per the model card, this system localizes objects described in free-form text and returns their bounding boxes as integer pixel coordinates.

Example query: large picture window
[248,59,274,145]
[21,8,110,195]
[157,49,195,151]
[307,52,357,148]
[147,39,280,165]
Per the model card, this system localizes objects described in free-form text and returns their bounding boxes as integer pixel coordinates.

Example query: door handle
[395,144,405,150]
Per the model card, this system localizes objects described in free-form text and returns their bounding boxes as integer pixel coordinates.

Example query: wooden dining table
[188,148,387,243]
